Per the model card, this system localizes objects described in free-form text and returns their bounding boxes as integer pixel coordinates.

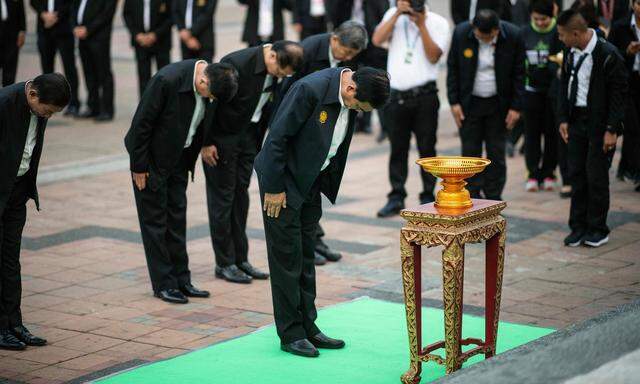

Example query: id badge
[404,51,413,64]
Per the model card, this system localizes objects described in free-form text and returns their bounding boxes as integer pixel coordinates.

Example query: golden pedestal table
[399,199,507,383]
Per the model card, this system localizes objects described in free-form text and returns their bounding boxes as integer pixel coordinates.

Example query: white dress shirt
[17,114,39,177]
[77,0,89,24]
[143,0,151,31]
[568,29,597,107]
[351,0,365,24]
[472,36,498,97]
[1,0,8,21]
[185,0,193,29]
[469,0,478,21]
[185,60,208,148]
[47,0,55,12]
[322,69,350,171]
[328,45,339,68]
[381,7,450,91]
[258,0,273,39]
[251,74,274,123]
[632,16,640,73]
[310,0,325,17]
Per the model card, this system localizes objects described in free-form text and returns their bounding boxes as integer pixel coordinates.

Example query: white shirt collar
[328,45,339,68]
[338,69,350,108]
[476,35,498,46]
[572,29,598,55]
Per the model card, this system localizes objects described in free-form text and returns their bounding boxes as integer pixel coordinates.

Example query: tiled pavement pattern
[2,1,639,383]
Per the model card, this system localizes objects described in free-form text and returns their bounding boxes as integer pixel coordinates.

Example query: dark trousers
[524,91,558,181]
[134,47,170,98]
[460,96,507,200]
[568,115,614,235]
[79,37,114,115]
[133,153,191,293]
[37,32,80,107]
[300,16,327,40]
[618,90,640,181]
[181,44,213,62]
[0,32,19,86]
[385,87,439,203]
[261,181,322,344]
[203,127,259,267]
[558,137,570,186]
[0,176,29,329]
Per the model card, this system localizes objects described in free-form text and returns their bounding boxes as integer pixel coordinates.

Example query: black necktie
[569,52,588,107]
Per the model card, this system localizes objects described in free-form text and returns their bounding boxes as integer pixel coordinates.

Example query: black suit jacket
[71,0,117,41]
[597,0,630,26]
[0,83,47,215]
[124,60,214,179]
[255,68,356,209]
[328,0,389,69]
[293,0,325,27]
[123,0,173,51]
[173,0,216,52]
[203,46,273,151]
[237,0,291,45]
[557,36,627,136]
[608,13,640,93]
[451,0,512,25]
[0,0,26,37]
[30,0,72,36]
[447,20,526,116]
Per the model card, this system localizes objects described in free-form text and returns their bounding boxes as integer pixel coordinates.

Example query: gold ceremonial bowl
[416,156,491,210]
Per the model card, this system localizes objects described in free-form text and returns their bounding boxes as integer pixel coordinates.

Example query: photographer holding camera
[372,0,450,217]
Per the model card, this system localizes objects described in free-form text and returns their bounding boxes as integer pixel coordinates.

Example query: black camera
[409,0,426,13]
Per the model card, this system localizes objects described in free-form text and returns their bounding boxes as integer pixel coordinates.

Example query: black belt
[392,81,437,100]
[573,106,588,115]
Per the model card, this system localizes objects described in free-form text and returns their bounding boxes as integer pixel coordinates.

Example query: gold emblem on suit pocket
[159,3,167,12]
[319,111,328,124]
[464,48,474,59]
[197,0,206,6]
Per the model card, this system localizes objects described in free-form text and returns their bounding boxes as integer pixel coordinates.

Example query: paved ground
[2,1,639,383]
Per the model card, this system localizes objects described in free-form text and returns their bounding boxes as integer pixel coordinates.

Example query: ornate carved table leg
[442,239,465,374]
[400,232,422,384]
[484,220,506,359]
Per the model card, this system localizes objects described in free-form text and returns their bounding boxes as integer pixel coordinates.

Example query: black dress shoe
[154,289,188,304]
[0,329,26,350]
[315,239,342,262]
[564,230,585,247]
[419,195,435,205]
[77,109,99,119]
[215,265,252,284]
[94,113,114,122]
[63,105,80,117]
[12,325,46,346]
[309,332,345,349]
[180,283,210,298]
[238,262,269,280]
[314,253,327,266]
[377,200,404,218]
[281,339,319,357]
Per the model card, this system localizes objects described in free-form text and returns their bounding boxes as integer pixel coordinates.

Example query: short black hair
[352,67,390,109]
[569,0,598,29]
[472,9,500,33]
[529,0,554,18]
[557,8,588,31]
[205,62,239,102]
[271,40,304,73]
[31,73,70,107]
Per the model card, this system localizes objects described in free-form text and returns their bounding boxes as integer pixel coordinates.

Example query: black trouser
[460,96,507,200]
[524,90,558,181]
[261,181,322,344]
[181,44,213,62]
[134,46,170,98]
[385,85,439,203]
[0,31,19,86]
[300,16,327,40]
[37,31,80,107]
[133,152,191,293]
[558,137,570,187]
[203,127,259,268]
[567,113,614,235]
[618,90,640,181]
[78,37,114,115]
[0,176,29,329]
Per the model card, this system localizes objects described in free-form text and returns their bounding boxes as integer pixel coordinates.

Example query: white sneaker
[525,179,539,192]
[543,178,556,191]
[584,234,609,248]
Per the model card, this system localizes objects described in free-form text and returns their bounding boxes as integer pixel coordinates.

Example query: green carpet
[97,298,554,384]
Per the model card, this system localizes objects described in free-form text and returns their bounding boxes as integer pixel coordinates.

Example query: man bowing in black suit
[125,60,239,304]
[0,73,70,350]
[201,41,303,285]
[255,67,390,357]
